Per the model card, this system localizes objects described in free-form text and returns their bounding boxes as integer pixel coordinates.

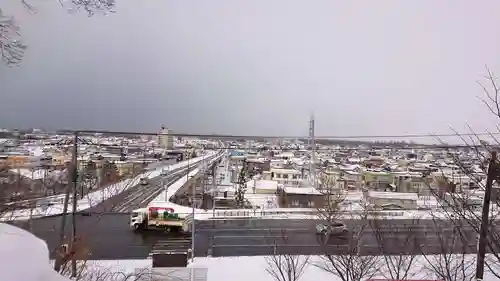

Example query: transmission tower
[308,114,316,189]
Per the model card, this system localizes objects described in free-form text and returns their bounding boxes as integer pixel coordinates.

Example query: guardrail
[209,209,406,218]
[5,194,67,207]
[166,152,224,202]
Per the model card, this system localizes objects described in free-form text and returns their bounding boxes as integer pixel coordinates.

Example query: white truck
[130,206,192,233]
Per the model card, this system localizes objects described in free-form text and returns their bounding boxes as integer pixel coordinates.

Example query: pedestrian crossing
[148,237,192,258]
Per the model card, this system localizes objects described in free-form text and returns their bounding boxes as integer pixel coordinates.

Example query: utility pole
[54,135,75,272]
[212,163,217,216]
[70,132,79,277]
[190,157,196,262]
[476,150,497,281]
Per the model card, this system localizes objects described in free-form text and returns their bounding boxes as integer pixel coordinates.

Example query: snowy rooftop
[367,191,419,200]
[284,186,321,195]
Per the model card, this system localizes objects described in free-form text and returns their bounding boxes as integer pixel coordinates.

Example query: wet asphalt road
[14,214,483,260]
[195,218,481,257]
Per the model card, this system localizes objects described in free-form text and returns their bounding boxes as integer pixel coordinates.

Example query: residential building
[246,179,279,194]
[364,190,418,210]
[363,170,393,190]
[159,125,174,150]
[277,186,324,208]
[267,168,302,186]
[392,173,431,194]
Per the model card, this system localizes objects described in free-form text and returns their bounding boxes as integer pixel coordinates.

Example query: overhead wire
[16,140,493,152]
[37,128,500,140]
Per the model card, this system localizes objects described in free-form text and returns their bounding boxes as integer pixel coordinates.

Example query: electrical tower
[308,114,316,189]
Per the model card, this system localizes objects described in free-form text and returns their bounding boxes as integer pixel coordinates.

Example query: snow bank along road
[1,151,218,221]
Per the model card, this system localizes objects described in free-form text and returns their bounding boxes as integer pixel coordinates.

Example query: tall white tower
[159,125,174,150]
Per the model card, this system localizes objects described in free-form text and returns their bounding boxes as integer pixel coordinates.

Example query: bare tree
[60,258,188,281]
[313,172,380,281]
[313,227,381,281]
[265,230,310,281]
[0,0,115,66]
[369,214,420,280]
[421,215,476,281]
[419,67,500,279]
[315,168,346,225]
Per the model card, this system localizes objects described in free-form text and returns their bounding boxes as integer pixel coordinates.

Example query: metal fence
[135,267,207,281]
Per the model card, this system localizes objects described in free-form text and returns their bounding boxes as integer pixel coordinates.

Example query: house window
[308,201,315,207]
[292,200,300,207]
[275,173,280,178]
[283,174,289,179]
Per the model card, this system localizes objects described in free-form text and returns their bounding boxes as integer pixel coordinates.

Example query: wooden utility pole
[54,135,75,272]
[476,150,497,281]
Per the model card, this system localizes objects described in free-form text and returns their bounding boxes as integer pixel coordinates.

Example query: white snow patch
[1,223,70,281]
[82,255,500,281]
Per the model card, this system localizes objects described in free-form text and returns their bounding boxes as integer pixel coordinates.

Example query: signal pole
[476,150,497,281]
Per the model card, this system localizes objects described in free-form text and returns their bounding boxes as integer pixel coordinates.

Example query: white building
[158,125,174,150]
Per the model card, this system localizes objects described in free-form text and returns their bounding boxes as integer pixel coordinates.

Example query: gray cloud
[1,0,500,141]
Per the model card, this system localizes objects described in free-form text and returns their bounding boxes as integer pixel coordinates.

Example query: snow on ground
[69,255,500,281]
[1,222,70,281]
[1,152,218,221]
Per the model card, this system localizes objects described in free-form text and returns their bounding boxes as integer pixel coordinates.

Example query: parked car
[315,222,348,236]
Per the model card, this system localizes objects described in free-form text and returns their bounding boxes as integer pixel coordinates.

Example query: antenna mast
[308,113,316,188]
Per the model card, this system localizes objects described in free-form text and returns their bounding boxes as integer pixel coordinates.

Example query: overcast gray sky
[1,0,500,142]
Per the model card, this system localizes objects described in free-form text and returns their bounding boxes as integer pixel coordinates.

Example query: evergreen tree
[235,159,248,208]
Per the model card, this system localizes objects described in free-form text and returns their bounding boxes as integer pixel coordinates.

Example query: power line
[30,143,495,152]
[11,137,495,153]
[50,129,500,140]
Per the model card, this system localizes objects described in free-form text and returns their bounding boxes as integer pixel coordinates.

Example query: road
[195,218,481,257]
[84,160,189,214]
[11,215,483,260]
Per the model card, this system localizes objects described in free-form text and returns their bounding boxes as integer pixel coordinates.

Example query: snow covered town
[1,127,499,281]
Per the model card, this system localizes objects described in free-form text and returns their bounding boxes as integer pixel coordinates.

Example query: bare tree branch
[313,174,380,281]
[265,229,310,281]
[421,216,476,281]
[58,0,116,16]
[369,214,420,280]
[0,0,115,66]
[0,8,27,66]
